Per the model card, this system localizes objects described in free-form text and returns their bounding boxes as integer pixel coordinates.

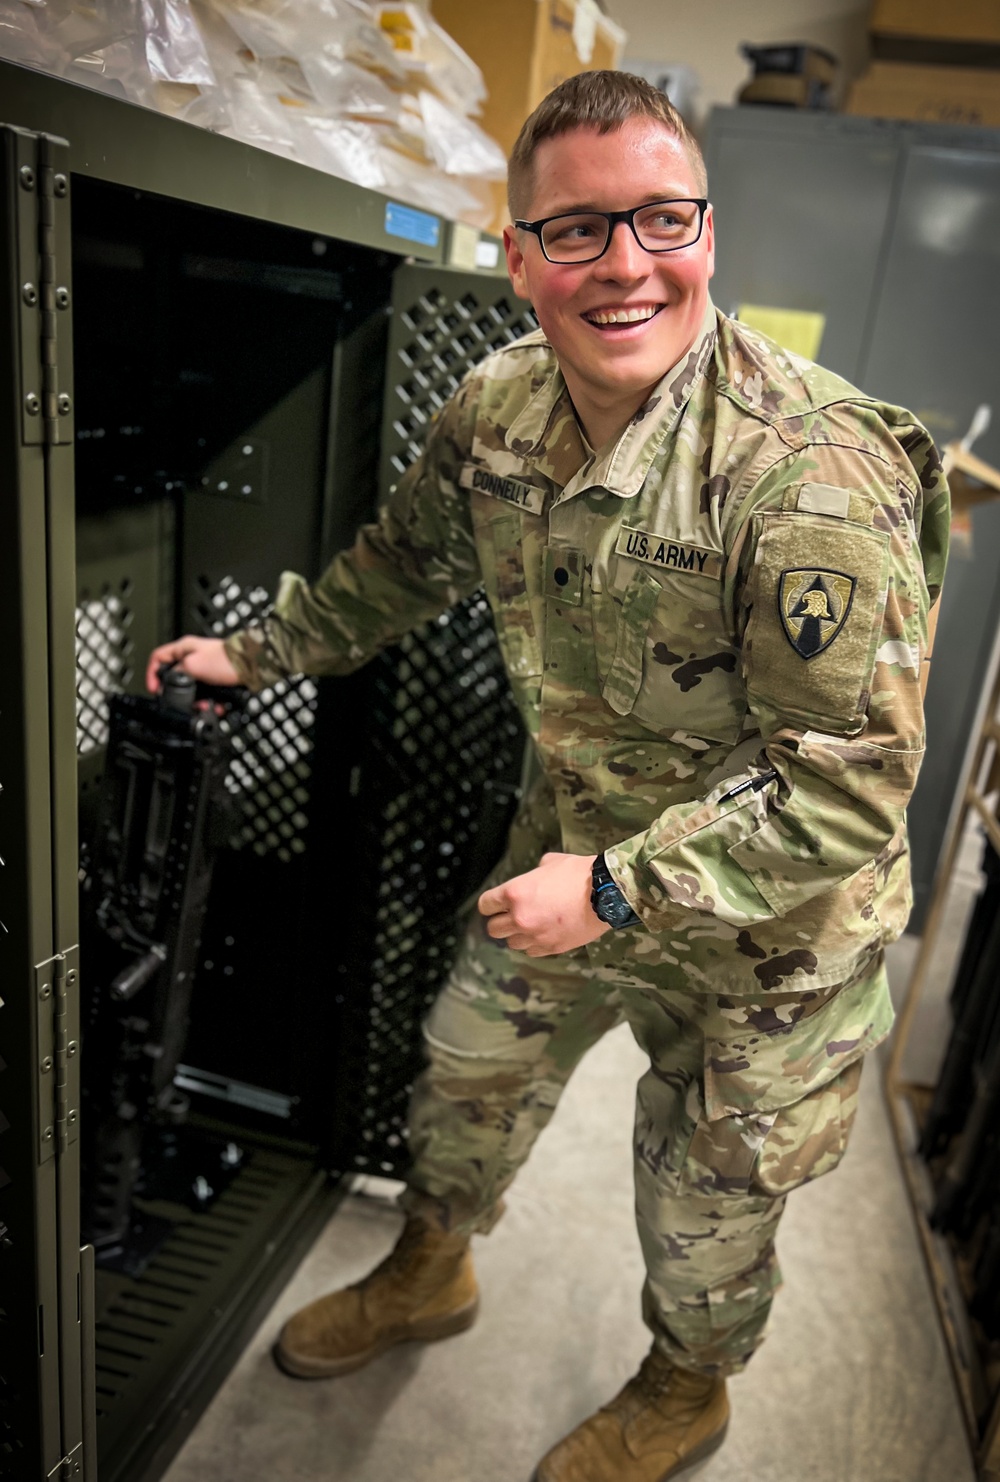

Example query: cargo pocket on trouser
[638,1100,787,1376]
[684,1053,865,1201]
[637,972,882,1375]
[753,1056,864,1196]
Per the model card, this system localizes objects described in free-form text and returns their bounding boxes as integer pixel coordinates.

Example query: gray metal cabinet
[706,107,1000,927]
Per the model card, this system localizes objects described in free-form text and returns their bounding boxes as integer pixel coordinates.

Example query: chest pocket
[471,502,544,724]
[593,565,746,744]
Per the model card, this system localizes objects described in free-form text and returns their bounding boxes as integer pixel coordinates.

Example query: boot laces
[354,1219,426,1291]
[632,1352,675,1407]
[604,1352,674,1424]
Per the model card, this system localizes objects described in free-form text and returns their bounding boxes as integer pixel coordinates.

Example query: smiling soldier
[148,72,949,1482]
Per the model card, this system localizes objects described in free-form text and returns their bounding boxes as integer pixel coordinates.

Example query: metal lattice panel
[321,264,537,1177]
[193,575,315,864]
[386,284,537,480]
[76,582,135,754]
[346,592,523,1175]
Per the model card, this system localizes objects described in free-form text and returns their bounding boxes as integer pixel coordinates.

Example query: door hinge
[48,1441,83,1479]
[13,128,72,449]
[37,135,72,449]
[35,946,80,1164]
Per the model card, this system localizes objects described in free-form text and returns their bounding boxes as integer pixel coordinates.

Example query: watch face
[595,889,636,929]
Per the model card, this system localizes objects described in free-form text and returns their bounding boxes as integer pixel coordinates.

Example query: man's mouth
[582,303,665,330]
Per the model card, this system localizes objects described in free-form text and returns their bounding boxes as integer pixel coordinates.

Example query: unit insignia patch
[779,568,856,658]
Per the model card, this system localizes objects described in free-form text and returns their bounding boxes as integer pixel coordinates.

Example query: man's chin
[576,352,670,396]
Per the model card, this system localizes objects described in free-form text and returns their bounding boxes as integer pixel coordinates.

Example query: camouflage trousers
[399,895,880,1378]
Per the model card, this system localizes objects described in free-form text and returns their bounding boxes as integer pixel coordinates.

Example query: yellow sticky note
[737,304,826,362]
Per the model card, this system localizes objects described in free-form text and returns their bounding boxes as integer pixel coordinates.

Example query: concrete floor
[163,922,979,1482]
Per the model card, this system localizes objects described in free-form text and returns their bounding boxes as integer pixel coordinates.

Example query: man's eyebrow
[537,192,693,216]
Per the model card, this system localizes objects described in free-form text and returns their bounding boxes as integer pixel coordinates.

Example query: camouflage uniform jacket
[226,300,949,1029]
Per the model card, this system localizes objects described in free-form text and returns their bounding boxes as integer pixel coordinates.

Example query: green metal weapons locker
[0,59,532,1482]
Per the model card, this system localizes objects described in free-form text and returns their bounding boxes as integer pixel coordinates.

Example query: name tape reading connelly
[616,527,722,578]
[461,465,546,515]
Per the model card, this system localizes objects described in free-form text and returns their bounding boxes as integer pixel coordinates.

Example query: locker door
[323,263,536,1181]
[0,127,93,1480]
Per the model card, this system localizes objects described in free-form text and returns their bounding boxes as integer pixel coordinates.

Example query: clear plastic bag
[375,3,485,117]
[377,144,493,228]
[333,0,404,82]
[209,0,300,60]
[0,1,59,68]
[220,72,301,159]
[294,114,384,188]
[418,90,505,179]
[298,52,401,121]
[3,0,508,228]
[66,34,159,107]
[140,0,216,85]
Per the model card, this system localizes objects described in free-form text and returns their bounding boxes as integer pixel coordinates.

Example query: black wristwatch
[591,852,641,930]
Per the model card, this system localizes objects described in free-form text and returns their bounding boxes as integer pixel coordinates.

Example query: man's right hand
[145,636,241,694]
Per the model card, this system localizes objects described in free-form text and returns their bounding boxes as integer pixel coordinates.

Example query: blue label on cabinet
[385,201,441,248]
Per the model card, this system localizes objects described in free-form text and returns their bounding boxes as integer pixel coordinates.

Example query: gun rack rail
[887,445,1000,1482]
[93,1130,341,1482]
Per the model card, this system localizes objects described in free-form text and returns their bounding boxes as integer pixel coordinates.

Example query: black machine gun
[80,668,244,1263]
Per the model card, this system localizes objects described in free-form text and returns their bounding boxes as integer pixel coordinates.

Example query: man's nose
[594,220,649,279]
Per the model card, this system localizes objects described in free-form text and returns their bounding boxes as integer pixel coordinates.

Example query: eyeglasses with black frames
[514,198,709,265]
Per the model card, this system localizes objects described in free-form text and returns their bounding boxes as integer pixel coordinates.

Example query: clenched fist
[477,852,609,957]
[146,635,240,694]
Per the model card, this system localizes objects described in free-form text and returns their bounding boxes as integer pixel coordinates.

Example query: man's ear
[704,203,716,282]
[503,225,531,302]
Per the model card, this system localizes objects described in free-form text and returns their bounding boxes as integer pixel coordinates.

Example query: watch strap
[591,852,641,929]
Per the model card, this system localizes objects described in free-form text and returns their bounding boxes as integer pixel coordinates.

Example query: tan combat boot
[532,1348,729,1482]
[274,1216,478,1378]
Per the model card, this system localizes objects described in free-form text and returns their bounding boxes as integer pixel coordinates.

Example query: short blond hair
[507,70,707,222]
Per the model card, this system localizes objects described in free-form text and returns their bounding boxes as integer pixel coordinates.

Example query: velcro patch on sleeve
[781,483,877,526]
[746,512,889,734]
[615,526,722,579]
[797,483,850,518]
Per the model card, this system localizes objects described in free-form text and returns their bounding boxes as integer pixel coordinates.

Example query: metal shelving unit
[886,449,1000,1482]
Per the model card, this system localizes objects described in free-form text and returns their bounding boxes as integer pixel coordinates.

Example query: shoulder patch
[779,570,856,658]
[746,511,890,734]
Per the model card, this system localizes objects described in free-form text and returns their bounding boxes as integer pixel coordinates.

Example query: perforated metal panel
[344,594,523,1174]
[381,268,538,484]
[327,265,535,1177]
[76,584,135,754]
[192,574,316,862]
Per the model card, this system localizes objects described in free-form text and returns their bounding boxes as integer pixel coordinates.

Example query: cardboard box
[430,0,626,232]
[869,0,1000,67]
[845,61,1000,127]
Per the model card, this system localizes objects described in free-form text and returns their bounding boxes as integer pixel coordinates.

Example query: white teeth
[587,305,660,326]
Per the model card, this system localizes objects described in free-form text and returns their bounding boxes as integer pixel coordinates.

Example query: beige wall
[603,0,872,129]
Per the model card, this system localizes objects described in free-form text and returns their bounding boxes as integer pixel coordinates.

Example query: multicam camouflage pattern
[225,298,949,1372]
[397,869,875,1375]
